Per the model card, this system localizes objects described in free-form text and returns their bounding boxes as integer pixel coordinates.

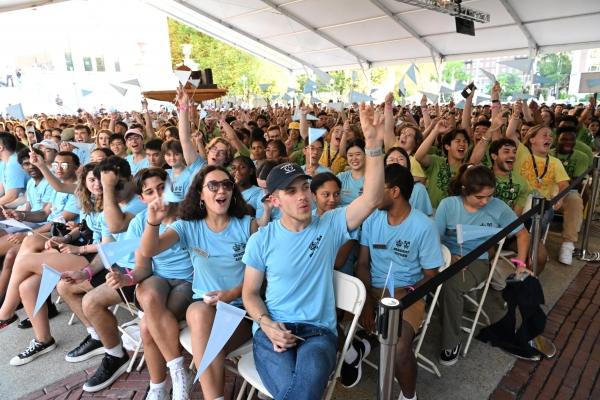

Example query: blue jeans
[253,323,337,400]
[541,208,554,240]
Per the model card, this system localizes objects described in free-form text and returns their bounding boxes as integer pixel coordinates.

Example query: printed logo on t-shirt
[308,235,323,258]
[394,239,411,258]
[232,242,246,261]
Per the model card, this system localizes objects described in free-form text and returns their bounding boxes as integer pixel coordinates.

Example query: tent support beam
[369,0,444,61]
[258,0,370,65]
[499,0,538,52]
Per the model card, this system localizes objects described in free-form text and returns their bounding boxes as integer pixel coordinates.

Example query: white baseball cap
[33,139,59,152]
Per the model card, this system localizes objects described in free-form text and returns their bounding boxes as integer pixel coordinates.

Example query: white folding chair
[180,324,253,400]
[113,300,143,373]
[413,244,452,378]
[236,271,367,400]
[460,237,505,357]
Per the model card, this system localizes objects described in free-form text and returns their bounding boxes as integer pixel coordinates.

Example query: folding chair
[236,271,367,400]
[180,323,253,400]
[113,300,144,373]
[413,244,451,378]
[460,237,505,357]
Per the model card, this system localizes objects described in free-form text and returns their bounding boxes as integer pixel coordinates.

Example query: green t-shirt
[424,154,458,209]
[551,149,589,179]
[427,145,444,157]
[495,172,529,209]
[551,137,593,168]
[576,125,594,148]
[467,142,492,167]
[291,149,306,167]
[234,143,251,158]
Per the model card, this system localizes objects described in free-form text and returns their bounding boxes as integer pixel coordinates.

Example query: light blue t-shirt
[242,185,263,211]
[2,153,30,195]
[26,178,51,212]
[361,209,444,288]
[81,210,103,244]
[166,157,206,198]
[252,193,282,221]
[170,215,253,306]
[127,210,193,282]
[409,183,433,216]
[99,195,147,242]
[72,147,91,165]
[434,196,523,259]
[125,155,151,176]
[243,206,356,335]
[44,189,78,222]
[302,164,331,174]
[337,170,363,207]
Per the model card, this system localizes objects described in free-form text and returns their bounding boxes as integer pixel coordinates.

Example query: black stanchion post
[529,196,546,275]
[377,298,402,400]
[579,155,600,261]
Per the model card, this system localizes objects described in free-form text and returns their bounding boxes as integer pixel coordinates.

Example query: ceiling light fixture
[394,0,490,23]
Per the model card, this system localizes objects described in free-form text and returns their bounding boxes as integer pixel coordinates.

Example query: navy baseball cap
[266,163,310,194]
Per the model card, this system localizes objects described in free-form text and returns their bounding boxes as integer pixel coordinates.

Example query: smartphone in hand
[461,82,477,99]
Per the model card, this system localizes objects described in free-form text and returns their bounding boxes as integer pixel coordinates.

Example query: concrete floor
[1,223,598,400]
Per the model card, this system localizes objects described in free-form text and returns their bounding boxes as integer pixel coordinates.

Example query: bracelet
[364,148,382,157]
[490,105,499,109]
[84,245,88,254]
[384,105,393,110]
[147,221,161,227]
[111,118,116,121]
[449,111,456,115]
[422,108,428,113]
[492,100,500,103]
[482,137,492,142]
[125,268,135,286]
[531,108,539,113]
[20,212,26,222]
[177,106,189,110]
[83,267,93,283]
[258,313,269,325]
[406,286,415,293]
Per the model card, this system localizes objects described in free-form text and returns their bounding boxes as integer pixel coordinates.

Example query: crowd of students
[0,81,598,400]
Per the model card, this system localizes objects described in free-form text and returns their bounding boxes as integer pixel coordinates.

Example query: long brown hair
[180,165,249,221]
[75,163,102,215]
[448,164,496,197]
[522,124,551,151]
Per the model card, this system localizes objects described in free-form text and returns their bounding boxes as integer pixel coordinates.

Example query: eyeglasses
[51,162,74,170]
[387,156,407,164]
[21,162,31,168]
[203,180,234,192]
[209,147,227,157]
[400,131,414,139]
[126,135,142,142]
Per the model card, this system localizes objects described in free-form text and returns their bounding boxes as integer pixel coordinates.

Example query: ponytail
[448,164,496,197]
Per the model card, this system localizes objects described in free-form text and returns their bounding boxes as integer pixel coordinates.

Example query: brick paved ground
[490,261,600,400]
[21,350,259,400]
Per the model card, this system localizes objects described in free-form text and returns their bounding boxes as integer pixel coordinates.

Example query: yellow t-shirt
[410,156,426,179]
[514,144,569,200]
[319,141,347,175]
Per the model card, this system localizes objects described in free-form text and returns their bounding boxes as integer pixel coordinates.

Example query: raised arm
[506,100,522,149]
[461,86,475,135]
[490,82,501,122]
[383,92,397,152]
[142,100,157,140]
[29,150,76,194]
[528,100,543,126]
[522,99,533,123]
[109,112,116,133]
[345,102,384,231]
[86,112,100,133]
[470,110,509,165]
[101,171,136,234]
[220,116,247,156]
[420,95,431,129]
[414,119,450,169]
[140,198,181,257]
[176,83,201,165]
[299,104,310,142]
[578,96,596,131]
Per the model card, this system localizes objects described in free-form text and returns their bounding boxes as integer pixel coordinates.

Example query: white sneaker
[170,366,195,400]
[145,385,168,400]
[559,242,575,265]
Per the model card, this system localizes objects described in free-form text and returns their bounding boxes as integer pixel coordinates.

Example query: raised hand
[147,197,169,225]
[385,92,394,106]
[359,101,384,143]
[176,83,189,107]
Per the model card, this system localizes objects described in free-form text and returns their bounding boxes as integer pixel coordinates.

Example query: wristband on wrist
[482,137,492,142]
[365,148,382,157]
[20,212,26,222]
[422,108,428,113]
[490,105,500,109]
[406,286,415,293]
[384,105,393,110]
[258,313,269,325]
[177,106,189,111]
[492,100,500,103]
[147,221,161,227]
[125,268,134,286]
[83,267,93,283]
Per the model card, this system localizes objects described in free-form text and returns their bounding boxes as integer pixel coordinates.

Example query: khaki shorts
[369,286,425,334]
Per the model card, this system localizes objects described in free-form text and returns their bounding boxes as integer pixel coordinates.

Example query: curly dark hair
[180,165,249,221]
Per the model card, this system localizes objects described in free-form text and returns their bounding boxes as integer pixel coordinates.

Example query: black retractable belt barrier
[579,156,600,261]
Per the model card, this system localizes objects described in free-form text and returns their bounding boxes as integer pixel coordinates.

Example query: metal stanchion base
[578,250,600,261]
[573,248,583,257]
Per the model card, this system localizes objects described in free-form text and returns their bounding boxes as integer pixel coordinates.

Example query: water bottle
[50,206,66,224]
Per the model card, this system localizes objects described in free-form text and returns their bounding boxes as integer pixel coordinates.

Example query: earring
[200,200,205,209]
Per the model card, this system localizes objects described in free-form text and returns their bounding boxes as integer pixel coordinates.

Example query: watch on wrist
[365,148,382,157]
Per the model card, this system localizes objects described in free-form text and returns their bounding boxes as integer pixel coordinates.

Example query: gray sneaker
[170,365,195,400]
[145,385,168,400]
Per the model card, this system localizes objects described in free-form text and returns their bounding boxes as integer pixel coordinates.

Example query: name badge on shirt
[373,244,387,249]
[341,190,351,195]
[194,247,210,258]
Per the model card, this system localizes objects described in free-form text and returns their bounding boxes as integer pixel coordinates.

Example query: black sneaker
[0,314,19,333]
[439,342,461,366]
[66,335,106,363]
[18,304,59,329]
[82,351,130,392]
[341,340,366,388]
[10,338,57,365]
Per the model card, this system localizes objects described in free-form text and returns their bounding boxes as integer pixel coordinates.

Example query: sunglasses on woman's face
[203,180,234,192]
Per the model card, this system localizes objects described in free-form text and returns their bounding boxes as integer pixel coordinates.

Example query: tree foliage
[537,52,572,94]
[440,61,472,85]
[486,72,524,100]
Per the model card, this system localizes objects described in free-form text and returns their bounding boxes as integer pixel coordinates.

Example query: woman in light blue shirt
[434,164,530,367]
[141,165,258,400]
[336,139,365,207]
[231,156,262,217]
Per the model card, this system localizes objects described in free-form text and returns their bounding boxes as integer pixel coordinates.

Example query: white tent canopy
[3,0,600,73]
